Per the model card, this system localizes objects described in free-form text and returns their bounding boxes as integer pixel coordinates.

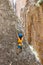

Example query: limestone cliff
[19,0,43,65]
[0,0,41,65]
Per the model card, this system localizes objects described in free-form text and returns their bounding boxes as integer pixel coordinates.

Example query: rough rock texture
[16,0,26,18]
[0,0,41,65]
[20,0,43,65]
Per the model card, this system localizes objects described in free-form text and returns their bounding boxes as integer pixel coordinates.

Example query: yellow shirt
[18,38,23,46]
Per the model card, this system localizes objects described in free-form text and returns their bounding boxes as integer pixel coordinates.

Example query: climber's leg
[18,45,22,49]
[16,45,22,54]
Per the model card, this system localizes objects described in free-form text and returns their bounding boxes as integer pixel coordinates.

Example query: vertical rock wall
[31,4,43,64]
[23,3,43,65]
[16,0,26,18]
[15,0,43,64]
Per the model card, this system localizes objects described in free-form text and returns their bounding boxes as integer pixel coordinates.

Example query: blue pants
[18,45,22,49]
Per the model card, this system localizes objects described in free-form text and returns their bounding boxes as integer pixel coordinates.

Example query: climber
[17,33,23,50]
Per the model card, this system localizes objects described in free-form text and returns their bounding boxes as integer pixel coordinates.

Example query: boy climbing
[17,33,23,54]
[18,33,23,48]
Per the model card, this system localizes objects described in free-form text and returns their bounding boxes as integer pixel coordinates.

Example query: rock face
[18,0,43,65]
[30,5,43,65]
[15,0,43,65]
[0,0,41,65]
[16,0,26,18]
